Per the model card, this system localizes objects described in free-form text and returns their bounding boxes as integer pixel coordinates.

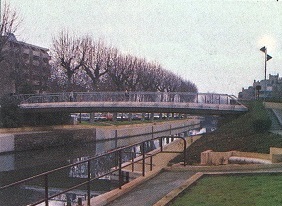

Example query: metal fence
[19,92,240,105]
[0,136,187,206]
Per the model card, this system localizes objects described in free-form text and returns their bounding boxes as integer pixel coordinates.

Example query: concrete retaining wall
[264,102,282,110]
[270,147,282,163]
[96,119,199,142]
[0,129,96,153]
[201,148,282,165]
[0,134,15,153]
[0,119,200,153]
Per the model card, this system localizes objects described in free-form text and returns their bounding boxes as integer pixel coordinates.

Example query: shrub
[0,95,22,128]
[252,118,272,133]
[251,101,272,133]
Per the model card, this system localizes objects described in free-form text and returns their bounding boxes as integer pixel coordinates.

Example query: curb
[153,172,204,206]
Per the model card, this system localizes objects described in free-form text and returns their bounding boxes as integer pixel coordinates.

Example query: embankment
[0,119,200,153]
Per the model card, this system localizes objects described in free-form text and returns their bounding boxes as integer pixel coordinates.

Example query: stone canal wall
[0,129,96,153]
[96,119,200,147]
[0,119,200,153]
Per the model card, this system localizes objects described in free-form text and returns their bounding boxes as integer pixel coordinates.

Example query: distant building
[238,74,282,100]
[0,33,51,97]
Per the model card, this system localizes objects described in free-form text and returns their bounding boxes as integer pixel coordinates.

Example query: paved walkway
[107,170,196,206]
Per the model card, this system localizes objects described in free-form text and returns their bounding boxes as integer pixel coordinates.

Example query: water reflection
[0,137,167,206]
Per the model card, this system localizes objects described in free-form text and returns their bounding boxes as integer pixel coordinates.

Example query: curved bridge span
[18,92,248,115]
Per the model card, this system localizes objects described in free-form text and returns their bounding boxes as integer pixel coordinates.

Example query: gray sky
[7,0,282,95]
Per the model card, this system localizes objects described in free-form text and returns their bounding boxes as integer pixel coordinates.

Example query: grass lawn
[170,174,282,206]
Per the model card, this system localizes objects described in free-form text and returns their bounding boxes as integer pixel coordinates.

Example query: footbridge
[18,92,247,115]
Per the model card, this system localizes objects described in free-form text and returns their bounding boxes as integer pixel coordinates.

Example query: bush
[0,95,22,128]
[252,118,272,133]
[251,101,272,133]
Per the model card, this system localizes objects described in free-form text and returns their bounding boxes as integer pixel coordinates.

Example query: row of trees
[0,2,197,94]
[49,31,197,93]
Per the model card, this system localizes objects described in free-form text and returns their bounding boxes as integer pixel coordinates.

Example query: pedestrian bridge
[18,92,248,115]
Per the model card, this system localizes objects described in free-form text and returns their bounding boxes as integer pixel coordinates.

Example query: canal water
[0,116,217,205]
[0,137,167,206]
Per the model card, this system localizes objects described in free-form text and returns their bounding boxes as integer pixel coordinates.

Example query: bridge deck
[20,101,248,115]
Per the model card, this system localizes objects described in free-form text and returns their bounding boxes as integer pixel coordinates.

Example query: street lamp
[260,46,272,101]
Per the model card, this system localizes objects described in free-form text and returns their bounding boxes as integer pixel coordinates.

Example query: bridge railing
[19,92,241,105]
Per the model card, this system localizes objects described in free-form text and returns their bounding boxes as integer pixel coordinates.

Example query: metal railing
[18,92,240,105]
[0,136,187,206]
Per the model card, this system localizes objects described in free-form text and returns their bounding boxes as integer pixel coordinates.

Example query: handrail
[0,136,188,206]
[17,92,241,105]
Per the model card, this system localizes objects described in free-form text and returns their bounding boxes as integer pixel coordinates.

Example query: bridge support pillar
[150,113,154,121]
[166,113,170,119]
[128,113,132,122]
[112,113,117,122]
[90,112,95,123]
[142,113,145,121]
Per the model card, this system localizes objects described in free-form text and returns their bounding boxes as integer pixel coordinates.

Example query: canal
[0,137,168,206]
[0,116,217,205]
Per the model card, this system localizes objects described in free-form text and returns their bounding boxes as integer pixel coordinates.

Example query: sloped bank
[0,119,200,153]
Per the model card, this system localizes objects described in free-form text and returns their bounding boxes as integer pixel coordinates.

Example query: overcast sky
[7,0,282,95]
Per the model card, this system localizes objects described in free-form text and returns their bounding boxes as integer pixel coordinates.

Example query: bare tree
[81,38,113,91]
[0,2,21,62]
[123,55,145,91]
[51,30,85,91]
[50,32,198,94]
[107,53,130,91]
[138,61,158,91]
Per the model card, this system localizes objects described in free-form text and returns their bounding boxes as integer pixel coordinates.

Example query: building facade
[238,74,282,100]
[0,34,51,97]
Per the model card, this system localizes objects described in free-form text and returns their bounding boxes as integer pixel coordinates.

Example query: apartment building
[0,33,51,97]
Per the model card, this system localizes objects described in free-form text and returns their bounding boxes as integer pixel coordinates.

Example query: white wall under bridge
[0,119,200,154]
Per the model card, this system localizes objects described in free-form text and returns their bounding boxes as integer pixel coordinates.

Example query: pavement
[107,170,196,206]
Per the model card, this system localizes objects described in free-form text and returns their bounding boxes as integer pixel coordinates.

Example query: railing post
[183,138,187,166]
[44,174,49,206]
[115,130,118,149]
[142,142,145,176]
[87,160,91,206]
[131,150,135,172]
[150,155,153,171]
[118,150,123,189]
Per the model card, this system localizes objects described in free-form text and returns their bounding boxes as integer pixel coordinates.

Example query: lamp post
[260,46,272,101]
